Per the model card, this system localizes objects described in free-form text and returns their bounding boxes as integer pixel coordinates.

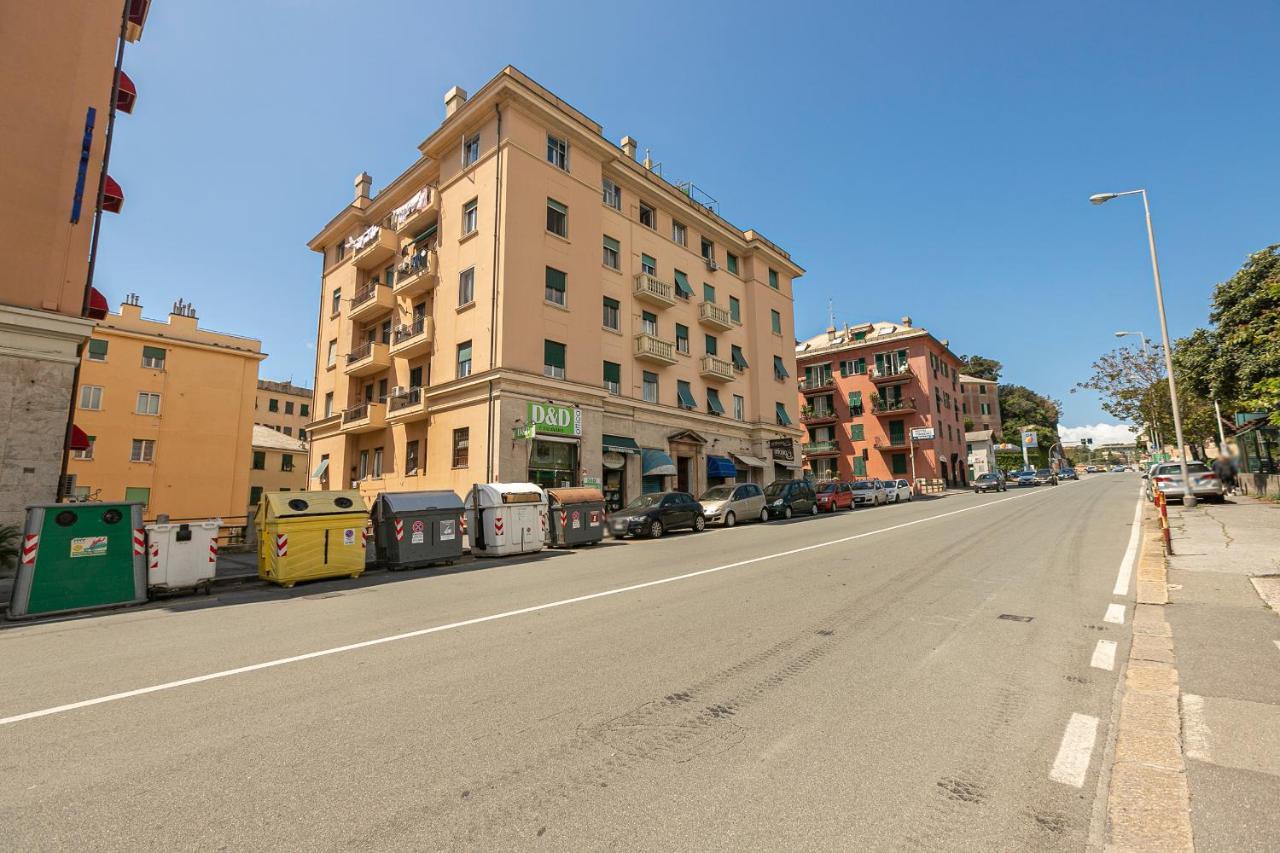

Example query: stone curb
[1105,504,1195,852]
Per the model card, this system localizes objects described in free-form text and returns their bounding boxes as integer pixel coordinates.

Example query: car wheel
[693,515,706,532]
[896,493,903,504]
[975,488,980,494]
[783,506,793,520]
[759,507,769,523]
[810,503,819,516]
[724,511,736,528]
[649,520,664,538]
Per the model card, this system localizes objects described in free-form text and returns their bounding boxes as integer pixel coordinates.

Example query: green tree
[959,355,1002,381]
[998,384,1061,450]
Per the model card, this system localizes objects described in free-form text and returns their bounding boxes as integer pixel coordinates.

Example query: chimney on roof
[941,338,950,348]
[444,85,468,118]
[621,136,638,161]
[354,171,372,208]
[120,293,142,319]
[826,326,838,342]
[901,315,912,328]
[643,149,653,170]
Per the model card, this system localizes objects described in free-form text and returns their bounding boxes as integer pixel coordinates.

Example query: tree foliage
[997,384,1061,449]
[959,354,1002,381]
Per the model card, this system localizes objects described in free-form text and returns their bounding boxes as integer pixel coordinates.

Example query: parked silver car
[850,479,888,506]
[1144,461,1225,503]
[698,483,767,527]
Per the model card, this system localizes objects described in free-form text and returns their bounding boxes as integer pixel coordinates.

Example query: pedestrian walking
[1211,454,1238,495]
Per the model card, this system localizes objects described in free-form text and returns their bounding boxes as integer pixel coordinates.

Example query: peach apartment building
[0,0,151,527]
[305,67,805,511]
[256,379,314,440]
[959,373,1003,437]
[66,295,265,521]
[795,319,970,487]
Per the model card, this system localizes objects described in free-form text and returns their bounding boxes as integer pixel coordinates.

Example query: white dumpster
[465,483,546,557]
[146,519,221,593]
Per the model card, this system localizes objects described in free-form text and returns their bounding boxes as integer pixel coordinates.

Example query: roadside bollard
[1154,488,1173,555]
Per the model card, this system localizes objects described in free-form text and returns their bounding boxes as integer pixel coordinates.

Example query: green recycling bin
[8,502,148,620]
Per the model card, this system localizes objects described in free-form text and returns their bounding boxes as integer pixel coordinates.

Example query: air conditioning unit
[390,386,406,397]
[705,259,719,271]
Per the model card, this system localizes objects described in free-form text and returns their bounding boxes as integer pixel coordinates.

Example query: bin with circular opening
[371,490,465,569]
[255,491,367,587]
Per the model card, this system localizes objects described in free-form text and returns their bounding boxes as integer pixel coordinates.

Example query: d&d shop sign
[526,402,582,437]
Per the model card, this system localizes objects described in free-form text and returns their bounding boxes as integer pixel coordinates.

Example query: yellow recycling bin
[256,491,368,587]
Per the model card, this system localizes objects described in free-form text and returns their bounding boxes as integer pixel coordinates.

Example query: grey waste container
[545,488,607,547]
[371,490,465,569]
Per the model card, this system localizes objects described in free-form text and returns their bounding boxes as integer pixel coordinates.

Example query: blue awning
[642,448,677,476]
[707,455,736,478]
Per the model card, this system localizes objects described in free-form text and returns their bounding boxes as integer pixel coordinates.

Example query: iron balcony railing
[802,440,840,455]
[798,374,835,392]
[351,282,385,308]
[393,318,426,344]
[342,403,370,424]
[347,341,374,364]
[872,396,917,413]
[389,386,423,412]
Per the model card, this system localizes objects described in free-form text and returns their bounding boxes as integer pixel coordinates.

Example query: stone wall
[0,353,77,531]
[1245,472,1280,499]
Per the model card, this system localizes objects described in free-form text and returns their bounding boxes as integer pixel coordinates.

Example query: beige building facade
[306,67,804,510]
[0,1,151,526]
[255,380,314,440]
[66,296,265,521]
[959,373,1003,437]
[249,425,308,509]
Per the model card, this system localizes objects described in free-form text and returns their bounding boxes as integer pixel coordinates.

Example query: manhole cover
[998,614,1033,622]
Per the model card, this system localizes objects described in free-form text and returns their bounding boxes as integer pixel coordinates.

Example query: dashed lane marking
[1182,693,1211,762]
[1104,603,1126,625]
[1112,490,1145,596]
[1050,712,1100,787]
[1091,639,1118,671]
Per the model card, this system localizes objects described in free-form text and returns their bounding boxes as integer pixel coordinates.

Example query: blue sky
[97,1,1280,431]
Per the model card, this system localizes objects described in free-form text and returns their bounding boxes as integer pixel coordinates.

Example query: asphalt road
[0,475,1141,850]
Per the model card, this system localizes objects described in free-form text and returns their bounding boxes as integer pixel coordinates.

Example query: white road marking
[0,487,1072,728]
[1274,640,1280,655]
[1182,693,1211,762]
[1091,639,1118,671]
[1112,491,1145,596]
[1104,603,1126,624]
[1050,712,1100,787]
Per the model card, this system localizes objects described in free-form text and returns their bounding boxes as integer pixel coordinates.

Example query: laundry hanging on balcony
[391,189,430,229]
[345,224,380,252]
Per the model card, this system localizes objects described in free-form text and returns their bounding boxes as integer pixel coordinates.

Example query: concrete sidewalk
[1165,495,1280,851]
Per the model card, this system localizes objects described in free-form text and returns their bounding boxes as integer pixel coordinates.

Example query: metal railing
[802,441,839,455]
[872,396,917,413]
[798,375,835,392]
[393,318,426,344]
[347,341,375,364]
[351,282,384,308]
[342,403,370,424]
[870,363,913,381]
[389,386,423,412]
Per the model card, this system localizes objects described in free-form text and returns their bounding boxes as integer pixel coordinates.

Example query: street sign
[910,427,935,441]
[1022,430,1039,449]
[768,438,795,461]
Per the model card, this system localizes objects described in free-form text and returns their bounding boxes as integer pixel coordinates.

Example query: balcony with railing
[341,401,386,434]
[390,317,434,359]
[699,354,734,383]
[393,247,438,297]
[802,440,840,457]
[798,374,836,393]
[344,340,391,377]
[870,363,914,385]
[633,332,677,365]
[871,394,918,415]
[386,386,428,423]
[873,435,910,450]
[349,281,393,322]
[633,273,676,308]
[697,301,734,331]
[389,187,437,235]
[800,405,838,425]
[349,226,399,270]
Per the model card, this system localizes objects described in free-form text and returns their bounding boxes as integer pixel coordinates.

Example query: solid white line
[1104,603,1126,624]
[1182,693,1211,762]
[1112,491,1145,596]
[1050,712,1100,787]
[0,488,1061,728]
[1090,639,1118,671]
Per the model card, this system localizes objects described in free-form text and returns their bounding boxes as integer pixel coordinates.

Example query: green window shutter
[773,356,789,379]
[544,340,566,369]
[775,402,791,426]
[642,254,657,270]
[848,391,862,407]
[889,420,906,444]
[707,389,724,415]
[856,358,866,374]
[673,270,694,297]
[768,269,779,288]
[603,236,620,252]
[853,457,866,476]
[853,331,866,341]
[676,323,688,341]
[547,198,568,215]
[603,361,620,383]
[705,334,717,355]
[604,296,619,310]
[850,423,865,441]
[545,266,566,292]
[677,381,697,409]
[892,453,909,475]
[703,283,715,303]
[729,296,740,322]
[87,339,108,357]
[731,345,748,370]
[142,345,165,360]
[249,486,263,505]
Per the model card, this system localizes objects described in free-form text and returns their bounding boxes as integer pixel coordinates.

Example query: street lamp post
[1092,190,1196,506]
[1114,330,1162,451]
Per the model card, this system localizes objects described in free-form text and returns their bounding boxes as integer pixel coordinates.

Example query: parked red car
[815,480,855,512]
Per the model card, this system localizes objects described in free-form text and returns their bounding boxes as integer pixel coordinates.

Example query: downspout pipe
[485,103,502,481]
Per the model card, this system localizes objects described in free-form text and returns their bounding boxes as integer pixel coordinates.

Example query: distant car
[850,479,888,506]
[1059,468,1078,481]
[814,481,855,513]
[763,479,818,519]
[608,491,705,538]
[698,483,766,527]
[974,472,1006,493]
[1015,470,1038,487]
[1144,461,1225,503]
[1086,466,1099,473]
[1110,465,1127,473]
[1032,468,1059,486]
[893,478,913,502]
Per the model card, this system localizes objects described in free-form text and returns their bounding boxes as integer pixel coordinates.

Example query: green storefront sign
[526,401,582,437]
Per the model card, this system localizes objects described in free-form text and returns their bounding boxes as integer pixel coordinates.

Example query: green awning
[602,434,640,454]
[731,346,748,370]
[673,270,695,297]
[547,198,568,215]
[707,389,725,415]
[677,383,698,409]
[773,356,789,380]
[603,360,621,383]
[545,267,566,292]
[776,402,792,426]
[603,235,620,252]
[413,224,438,243]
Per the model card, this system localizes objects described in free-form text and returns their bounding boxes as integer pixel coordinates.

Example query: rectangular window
[249,486,263,506]
[462,199,478,235]
[675,323,689,354]
[639,202,655,229]
[543,339,566,379]
[672,221,687,245]
[641,253,657,276]
[768,268,779,289]
[377,378,388,402]
[726,253,739,274]
[704,334,718,356]
[283,426,293,437]
[603,361,621,395]
[979,384,988,394]
[602,235,620,270]
[545,266,567,305]
[547,133,569,170]
[300,403,310,418]
[125,486,151,507]
[728,296,740,323]
[642,311,658,336]
[852,457,866,477]
[79,385,103,410]
[130,438,155,463]
[546,198,568,237]
[380,319,392,345]
[298,429,306,440]
[673,270,694,299]
[324,392,334,417]
[703,282,715,304]
[141,346,166,369]
[358,449,369,479]
[850,423,865,441]
[731,345,748,371]
[284,401,294,415]
[775,402,791,426]
[773,355,789,380]
[372,447,383,478]
[72,435,96,460]
[602,177,621,210]
[405,439,420,475]
[771,310,782,334]
[706,388,725,416]
[700,238,714,263]
[463,132,480,166]
[733,394,745,421]
[459,266,475,306]
[135,392,161,415]
[981,402,991,415]
[602,297,620,331]
[86,338,108,361]
[268,398,279,412]
[452,428,469,467]
[642,371,658,404]
[326,340,337,368]
[457,341,473,378]
[281,453,294,472]
[676,380,696,410]
[384,263,396,289]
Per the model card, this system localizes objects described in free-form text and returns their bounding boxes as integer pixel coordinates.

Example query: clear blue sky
[97,0,1280,430]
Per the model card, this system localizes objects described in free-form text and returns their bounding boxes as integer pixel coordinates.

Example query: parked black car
[762,479,818,519]
[607,491,706,539]
[973,472,1007,493]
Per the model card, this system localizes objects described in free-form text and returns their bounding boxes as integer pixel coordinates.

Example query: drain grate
[998,613,1033,622]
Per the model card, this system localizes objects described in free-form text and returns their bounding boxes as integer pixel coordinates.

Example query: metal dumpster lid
[375,490,464,513]
[259,490,366,519]
[545,487,605,504]
[468,482,545,506]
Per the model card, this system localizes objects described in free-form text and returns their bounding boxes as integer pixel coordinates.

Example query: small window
[641,253,657,276]
[141,346,166,369]
[768,268,779,289]
[326,339,337,368]
[252,451,265,470]
[452,427,470,468]
[729,296,740,323]
[283,426,293,436]
[773,355,789,380]
[324,392,334,418]
[733,394,745,421]
[603,360,621,395]
[301,403,310,417]
[602,235,620,270]
[672,221,687,246]
[545,266,567,305]
[135,392,161,415]
[463,132,480,167]
[676,380,696,410]
[700,238,714,263]
[703,283,715,304]
[639,202,656,229]
[462,199,478,235]
[775,403,791,426]
[602,297,620,331]
[705,334,718,356]
[850,423,865,441]
[731,345,748,371]
[405,440,420,475]
[249,486,263,506]
[771,310,782,335]
[642,371,659,404]
[284,400,294,416]
[642,311,658,337]
[130,438,155,463]
[546,198,568,237]
[79,385,104,410]
[547,133,569,170]
[675,324,689,354]
[86,339,108,361]
[459,266,475,306]
[706,388,724,416]
[457,340,473,378]
[726,253,739,274]
[72,435,96,460]
[543,339,566,379]
[268,398,279,412]
[602,177,621,210]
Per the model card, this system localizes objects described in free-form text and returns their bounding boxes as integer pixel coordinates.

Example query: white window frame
[135,392,161,416]
[733,394,745,421]
[457,342,473,378]
[602,239,619,270]
[326,340,338,368]
[462,199,478,235]
[546,199,568,238]
[639,202,656,229]
[462,132,480,167]
[602,178,621,210]
[547,133,569,170]
[130,438,155,463]
[672,221,687,246]
[141,348,166,369]
[79,385,104,410]
[642,373,659,404]
[458,267,475,306]
[72,436,96,460]
[642,314,658,336]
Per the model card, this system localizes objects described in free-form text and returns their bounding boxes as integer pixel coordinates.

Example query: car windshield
[625,494,663,509]
[817,483,838,493]
[851,482,874,490]
[1036,469,1052,476]
[978,473,997,481]
[1155,463,1210,476]
[700,486,734,501]
[764,482,789,498]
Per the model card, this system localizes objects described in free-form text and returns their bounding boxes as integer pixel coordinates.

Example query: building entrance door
[676,456,693,494]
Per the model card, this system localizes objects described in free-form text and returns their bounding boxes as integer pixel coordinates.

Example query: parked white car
[890,478,913,502]
[850,479,888,507]
[698,483,767,527]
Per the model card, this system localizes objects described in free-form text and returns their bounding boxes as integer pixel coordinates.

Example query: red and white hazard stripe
[133,528,146,556]
[149,542,160,574]
[361,527,369,548]
[209,539,218,564]
[21,534,39,566]
[275,533,288,557]
[394,518,404,542]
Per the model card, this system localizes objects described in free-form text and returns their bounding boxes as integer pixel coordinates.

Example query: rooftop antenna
[828,298,836,329]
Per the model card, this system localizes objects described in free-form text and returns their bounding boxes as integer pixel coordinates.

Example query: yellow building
[0,1,152,527]
[67,295,265,521]
[249,425,308,510]
[255,380,314,441]
[306,67,804,510]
